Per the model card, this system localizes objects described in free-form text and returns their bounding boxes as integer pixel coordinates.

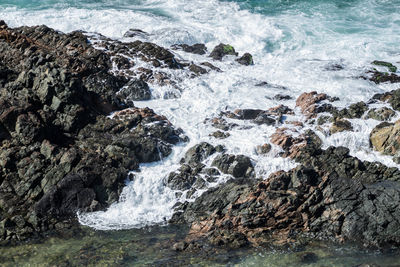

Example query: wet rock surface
[0,22,185,242]
[209,43,238,60]
[370,120,400,156]
[171,143,400,249]
[171,43,207,55]
[295,91,335,118]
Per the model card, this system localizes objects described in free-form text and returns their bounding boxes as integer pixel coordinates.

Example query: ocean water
[1,0,400,236]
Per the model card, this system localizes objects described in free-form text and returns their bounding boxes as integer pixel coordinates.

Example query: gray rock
[212,154,254,178]
[117,79,151,104]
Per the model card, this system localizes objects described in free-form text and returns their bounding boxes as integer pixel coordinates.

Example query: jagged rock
[296,91,335,118]
[211,154,254,178]
[200,62,221,72]
[172,44,207,55]
[235,53,254,66]
[333,102,368,119]
[370,120,400,155]
[366,107,395,121]
[0,23,184,241]
[167,164,203,191]
[270,129,322,158]
[181,142,216,167]
[172,146,400,249]
[371,88,400,111]
[123,28,149,38]
[116,79,151,104]
[189,64,208,75]
[330,118,353,134]
[209,43,238,60]
[166,143,221,193]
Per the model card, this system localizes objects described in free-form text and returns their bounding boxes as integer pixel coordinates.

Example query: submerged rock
[123,28,150,38]
[372,60,397,73]
[366,71,400,84]
[116,79,151,104]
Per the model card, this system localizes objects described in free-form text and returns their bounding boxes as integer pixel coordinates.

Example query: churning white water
[2,0,400,230]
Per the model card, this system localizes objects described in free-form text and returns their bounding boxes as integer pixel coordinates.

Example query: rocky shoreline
[1,20,400,261]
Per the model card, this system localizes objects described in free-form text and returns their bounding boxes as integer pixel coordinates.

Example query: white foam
[3,0,400,230]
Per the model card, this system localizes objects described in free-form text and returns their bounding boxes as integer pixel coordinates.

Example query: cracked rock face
[171,142,400,249]
[0,22,185,242]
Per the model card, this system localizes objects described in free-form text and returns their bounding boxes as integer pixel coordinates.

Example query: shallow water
[0,226,399,266]
[1,0,400,264]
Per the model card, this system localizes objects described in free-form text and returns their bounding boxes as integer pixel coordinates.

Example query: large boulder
[370,121,400,155]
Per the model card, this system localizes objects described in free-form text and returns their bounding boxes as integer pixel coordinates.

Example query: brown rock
[295,91,335,118]
[330,119,353,134]
[370,120,400,155]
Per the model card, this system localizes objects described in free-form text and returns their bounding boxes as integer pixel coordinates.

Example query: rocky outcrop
[370,120,400,156]
[0,22,184,242]
[171,144,400,249]
[209,43,238,60]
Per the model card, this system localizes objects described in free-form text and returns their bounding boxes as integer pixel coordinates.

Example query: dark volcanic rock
[0,22,184,242]
[189,64,208,75]
[235,53,254,66]
[366,107,395,121]
[366,71,400,84]
[333,102,368,119]
[181,142,216,167]
[212,154,254,178]
[166,143,220,194]
[116,79,151,104]
[172,145,400,249]
[172,44,207,55]
[209,43,238,61]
